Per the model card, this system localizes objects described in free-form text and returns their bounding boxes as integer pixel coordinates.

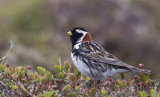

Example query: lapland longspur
[67,27,150,83]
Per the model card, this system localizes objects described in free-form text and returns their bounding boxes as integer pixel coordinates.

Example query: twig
[0,54,11,61]
[18,81,36,97]
[59,58,62,66]
[59,58,62,72]
[0,80,6,87]
[0,40,13,65]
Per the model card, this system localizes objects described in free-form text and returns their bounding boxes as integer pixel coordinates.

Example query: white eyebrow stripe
[76,29,87,34]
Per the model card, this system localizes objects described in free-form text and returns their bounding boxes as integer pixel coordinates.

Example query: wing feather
[79,41,134,69]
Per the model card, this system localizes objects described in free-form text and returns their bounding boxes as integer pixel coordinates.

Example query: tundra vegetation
[0,61,159,97]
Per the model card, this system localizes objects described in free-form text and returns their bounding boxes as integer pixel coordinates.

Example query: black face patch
[70,27,87,48]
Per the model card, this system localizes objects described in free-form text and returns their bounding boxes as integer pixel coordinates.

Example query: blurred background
[0,0,160,78]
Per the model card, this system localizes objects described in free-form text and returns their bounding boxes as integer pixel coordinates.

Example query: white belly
[71,53,127,80]
[71,53,90,76]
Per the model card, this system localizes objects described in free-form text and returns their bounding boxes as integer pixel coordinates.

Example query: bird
[67,27,151,86]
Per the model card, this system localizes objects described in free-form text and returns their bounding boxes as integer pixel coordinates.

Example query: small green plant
[101,87,108,97]
[138,91,147,97]
[43,91,54,97]
[37,66,46,76]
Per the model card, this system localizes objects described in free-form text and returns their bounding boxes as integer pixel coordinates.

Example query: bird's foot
[96,80,100,85]
[96,80,101,88]
[86,80,101,88]
[86,79,93,87]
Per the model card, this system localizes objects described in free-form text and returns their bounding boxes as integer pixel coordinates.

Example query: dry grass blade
[0,40,13,65]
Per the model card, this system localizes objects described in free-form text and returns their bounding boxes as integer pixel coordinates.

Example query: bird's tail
[130,67,151,74]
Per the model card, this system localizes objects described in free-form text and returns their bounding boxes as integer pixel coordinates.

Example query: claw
[86,79,93,87]
[97,80,100,85]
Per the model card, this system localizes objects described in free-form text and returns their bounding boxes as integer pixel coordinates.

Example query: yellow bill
[67,31,72,35]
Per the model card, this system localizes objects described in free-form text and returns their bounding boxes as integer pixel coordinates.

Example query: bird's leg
[86,79,93,87]
[120,73,125,80]
[96,80,100,85]
[96,80,101,88]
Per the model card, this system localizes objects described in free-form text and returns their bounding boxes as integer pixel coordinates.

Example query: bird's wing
[79,41,134,70]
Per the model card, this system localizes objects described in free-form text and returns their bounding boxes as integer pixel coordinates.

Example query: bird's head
[67,27,92,47]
